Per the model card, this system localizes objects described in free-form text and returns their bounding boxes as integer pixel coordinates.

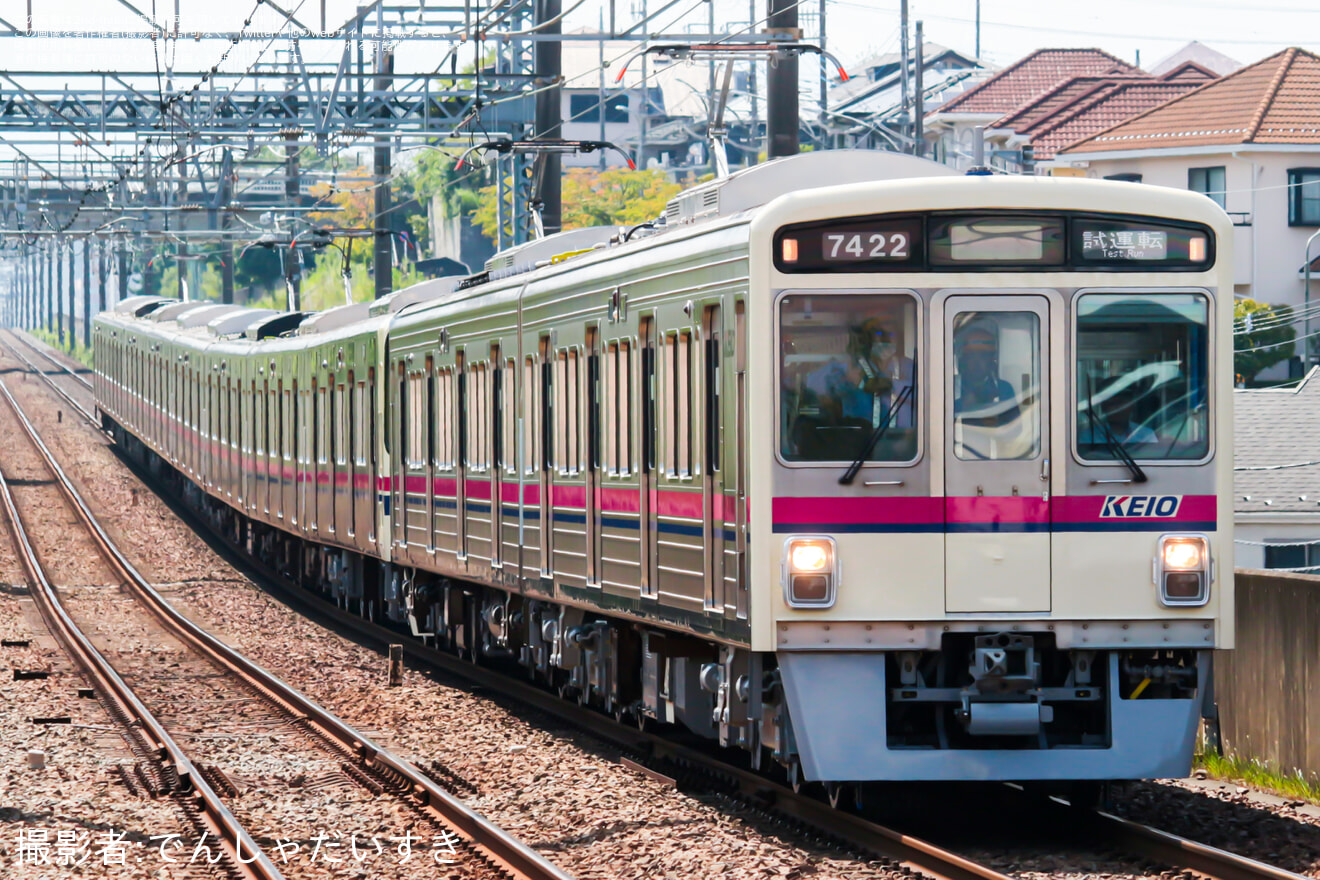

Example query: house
[1233,367,1320,572]
[984,63,1217,172]
[922,48,1141,170]
[827,43,988,152]
[1055,47,1320,330]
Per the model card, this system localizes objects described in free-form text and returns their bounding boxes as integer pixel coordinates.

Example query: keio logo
[1100,495,1182,518]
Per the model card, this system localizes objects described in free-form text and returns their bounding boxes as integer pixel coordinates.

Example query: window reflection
[951,311,1041,461]
[779,294,918,463]
[1076,293,1209,461]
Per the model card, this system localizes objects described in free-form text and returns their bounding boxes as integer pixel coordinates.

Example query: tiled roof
[932,48,1140,116]
[1235,368,1320,515]
[1150,41,1241,78]
[1159,60,1219,83]
[1033,81,1208,159]
[996,76,1142,133]
[1062,47,1320,153]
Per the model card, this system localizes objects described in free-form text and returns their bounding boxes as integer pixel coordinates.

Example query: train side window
[343,374,353,467]
[523,356,539,476]
[354,376,369,468]
[408,370,427,469]
[316,383,328,465]
[502,357,517,475]
[435,366,453,468]
[664,331,692,477]
[641,325,655,473]
[620,341,633,475]
[604,342,618,474]
[555,351,569,474]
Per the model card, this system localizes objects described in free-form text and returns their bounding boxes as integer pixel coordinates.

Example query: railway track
[4,327,1315,880]
[0,356,573,880]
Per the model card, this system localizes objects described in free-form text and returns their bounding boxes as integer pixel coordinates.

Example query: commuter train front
[757,177,1232,784]
[93,151,1234,792]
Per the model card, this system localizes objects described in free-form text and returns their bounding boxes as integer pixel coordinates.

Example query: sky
[1,0,1316,76]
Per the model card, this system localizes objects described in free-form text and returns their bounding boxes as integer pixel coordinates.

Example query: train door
[456,349,469,561]
[338,374,353,539]
[262,379,272,516]
[585,328,601,586]
[519,352,543,578]
[490,345,504,569]
[600,335,640,595]
[538,336,554,577]
[639,316,657,599]
[943,295,1051,613]
[702,303,724,612]
[392,362,406,548]
[433,362,459,560]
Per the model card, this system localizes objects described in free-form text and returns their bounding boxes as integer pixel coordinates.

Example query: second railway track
[0,356,571,880]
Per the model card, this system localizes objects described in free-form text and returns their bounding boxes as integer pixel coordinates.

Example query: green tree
[1235,298,1296,383]
[471,167,682,242]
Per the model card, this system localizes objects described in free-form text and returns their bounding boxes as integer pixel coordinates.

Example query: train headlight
[1155,535,1210,606]
[783,537,837,608]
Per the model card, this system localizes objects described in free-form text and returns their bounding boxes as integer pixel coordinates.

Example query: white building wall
[1234,518,1320,569]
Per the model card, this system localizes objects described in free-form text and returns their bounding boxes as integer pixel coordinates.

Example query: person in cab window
[858,321,914,428]
[804,320,913,429]
[954,322,1018,420]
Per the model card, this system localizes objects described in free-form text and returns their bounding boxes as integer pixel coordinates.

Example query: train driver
[803,319,914,429]
[953,321,1019,420]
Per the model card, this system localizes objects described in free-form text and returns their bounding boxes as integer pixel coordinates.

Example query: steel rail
[0,380,283,880]
[1067,801,1312,880]
[0,330,98,425]
[10,329,93,389]
[0,366,575,880]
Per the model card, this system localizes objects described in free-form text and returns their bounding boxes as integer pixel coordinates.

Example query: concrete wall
[1217,569,1320,779]
[1064,151,1320,310]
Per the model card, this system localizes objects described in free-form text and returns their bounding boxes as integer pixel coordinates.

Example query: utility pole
[97,239,106,318]
[534,0,563,234]
[914,21,925,157]
[285,136,302,305]
[66,241,74,347]
[746,0,758,165]
[177,241,189,301]
[373,45,395,299]
[900,0,910,143]
[975,0,981,59]
[766,0,800,158]
[818,0,828,146]
[54,241,62,345]
[43,244,51,334]
[82,237,91,349]
[117,246,128,305]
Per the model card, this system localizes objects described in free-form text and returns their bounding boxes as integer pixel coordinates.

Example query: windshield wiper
[1086,377,1147,484]
[839,374,916,486]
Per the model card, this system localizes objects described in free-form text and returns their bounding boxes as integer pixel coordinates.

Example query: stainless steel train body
[93,151,1234,785]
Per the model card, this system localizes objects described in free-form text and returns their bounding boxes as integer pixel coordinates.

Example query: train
[93,150,1234,798]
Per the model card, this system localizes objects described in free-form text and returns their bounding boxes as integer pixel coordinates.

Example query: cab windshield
[1076,292,1210,461]
[779,293,918,463]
